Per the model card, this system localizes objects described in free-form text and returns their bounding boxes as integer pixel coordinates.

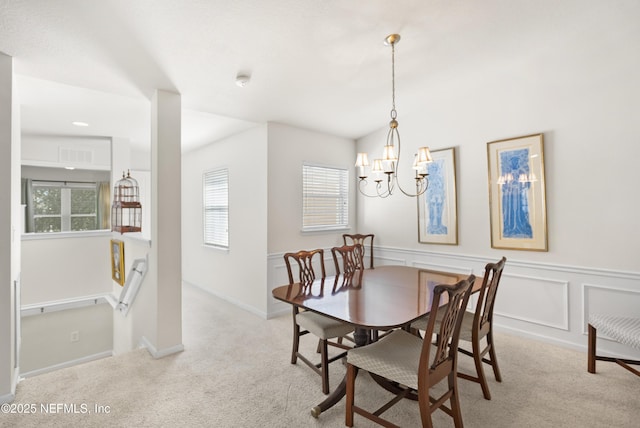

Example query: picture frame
[418,147,458,245]
[111,239,125,286]
[487,133,548,251]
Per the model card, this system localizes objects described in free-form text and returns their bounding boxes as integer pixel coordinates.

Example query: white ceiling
[0,0,604,152]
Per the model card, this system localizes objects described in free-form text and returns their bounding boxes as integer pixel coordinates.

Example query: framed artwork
[111,239,125,286]
[487,133,548,251]
[418,147,458,245]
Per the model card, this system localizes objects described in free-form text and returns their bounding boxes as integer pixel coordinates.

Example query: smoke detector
[235,73,251,87]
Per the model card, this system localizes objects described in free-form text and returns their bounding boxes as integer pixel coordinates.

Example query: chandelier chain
[390,41,396,118]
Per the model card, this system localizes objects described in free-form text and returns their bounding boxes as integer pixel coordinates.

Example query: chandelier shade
[356,34,433,198]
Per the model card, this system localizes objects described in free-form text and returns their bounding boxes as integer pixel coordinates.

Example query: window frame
[202,167,230,249]
[302,163,350,232]
[31,180,99,233]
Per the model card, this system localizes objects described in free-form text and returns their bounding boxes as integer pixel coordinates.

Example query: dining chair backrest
[284,249,326,285]
[342,233,374,269]
[474,257,506,336]
[419,274,475,388]
[331,244,364,277]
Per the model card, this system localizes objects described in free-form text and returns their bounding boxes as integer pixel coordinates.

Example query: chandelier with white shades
[355,34,433,198]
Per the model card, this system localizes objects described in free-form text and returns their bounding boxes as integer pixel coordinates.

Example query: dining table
[271,264,480,418]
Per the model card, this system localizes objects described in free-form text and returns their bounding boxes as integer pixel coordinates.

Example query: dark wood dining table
[271,264,480,418]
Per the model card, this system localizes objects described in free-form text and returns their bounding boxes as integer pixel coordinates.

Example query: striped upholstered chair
[588,314,640,377]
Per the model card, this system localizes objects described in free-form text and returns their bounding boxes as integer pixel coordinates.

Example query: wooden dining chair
[342,233,375,269]
[284,249,355,394]
[331,243,365,277]
[411,257,507,400]
[345,274,474,428]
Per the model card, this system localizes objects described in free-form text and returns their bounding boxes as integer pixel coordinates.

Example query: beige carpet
[4,283,639,428]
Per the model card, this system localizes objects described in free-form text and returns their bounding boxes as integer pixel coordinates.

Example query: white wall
[183,122,357,317]
[356,3,640,272]
[267,122,357,253]
[21,235,112,304]
[352,4,640,355]
[20,303,113,376]
[0,51,19,403]
[113,235,151,355]
[22,134,110,170]
[182,125,269,315]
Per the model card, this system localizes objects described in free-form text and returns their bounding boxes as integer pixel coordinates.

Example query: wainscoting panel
[20,301,113,376]
[495,273,569,331]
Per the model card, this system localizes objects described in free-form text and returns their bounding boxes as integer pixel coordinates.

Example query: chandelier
[355,34,433,198]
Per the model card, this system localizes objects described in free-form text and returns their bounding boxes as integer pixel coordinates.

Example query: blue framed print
[487,134,548,251]
[418,147,458,245]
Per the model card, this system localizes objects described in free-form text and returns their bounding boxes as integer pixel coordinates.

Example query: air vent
[59,147,94,164]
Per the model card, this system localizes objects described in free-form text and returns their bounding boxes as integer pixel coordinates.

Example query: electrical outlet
[70,331,80,342]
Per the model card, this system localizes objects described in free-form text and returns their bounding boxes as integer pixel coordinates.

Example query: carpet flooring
[3,282,639,427]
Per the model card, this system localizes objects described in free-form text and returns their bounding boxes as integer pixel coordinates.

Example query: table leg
[310,327,369,418]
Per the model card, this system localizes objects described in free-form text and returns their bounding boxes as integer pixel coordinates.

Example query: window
[203,168,229,248]
[302,164,349,231]
[31,181,99,233]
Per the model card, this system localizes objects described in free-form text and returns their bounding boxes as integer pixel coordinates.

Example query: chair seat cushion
[347,330,432,390]
[590,314,640,350]
[413,310,476,342]
[297,310,354,339]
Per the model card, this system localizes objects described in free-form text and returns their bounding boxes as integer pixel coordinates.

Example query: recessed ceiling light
[72,121,89,127]
[64,166,76,170]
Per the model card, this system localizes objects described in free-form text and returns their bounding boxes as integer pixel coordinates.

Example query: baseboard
[139,336,184,359]
[267,307,290,320]
[19,351,113,378]
[0,392,15,404]
[183,280,268,319]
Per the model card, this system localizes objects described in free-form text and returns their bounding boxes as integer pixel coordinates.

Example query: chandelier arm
[394,171,428,196]
[390,129,425,197]
[357,179,391,198]
[379,174,393,198]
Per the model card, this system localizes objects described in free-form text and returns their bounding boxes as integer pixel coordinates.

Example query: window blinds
[302,164,348,230]
[203,168,229,247]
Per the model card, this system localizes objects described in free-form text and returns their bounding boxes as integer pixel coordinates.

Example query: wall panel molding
[267,246,639,355]
[495,273,569,331]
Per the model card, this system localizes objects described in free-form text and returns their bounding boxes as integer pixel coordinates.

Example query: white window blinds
[302,164,349,231]
[203,168,229,248]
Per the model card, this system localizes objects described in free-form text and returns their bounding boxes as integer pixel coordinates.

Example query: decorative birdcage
[111,170,142,234]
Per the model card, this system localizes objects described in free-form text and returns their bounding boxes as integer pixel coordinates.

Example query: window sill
[203,244,229,253]
[22,230,112,241]
[301,226,351,234]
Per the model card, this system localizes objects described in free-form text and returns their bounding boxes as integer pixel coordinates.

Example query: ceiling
[0,0,598,152]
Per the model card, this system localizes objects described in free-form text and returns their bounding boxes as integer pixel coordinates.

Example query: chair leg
[588,324,596,373]
[473,339,492,400]
[418,388,434,428]
[320,339,329,395]
[487,330,502,382]
[346,364,356,427]
[291,324,300,364]
[449,373,464,428]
